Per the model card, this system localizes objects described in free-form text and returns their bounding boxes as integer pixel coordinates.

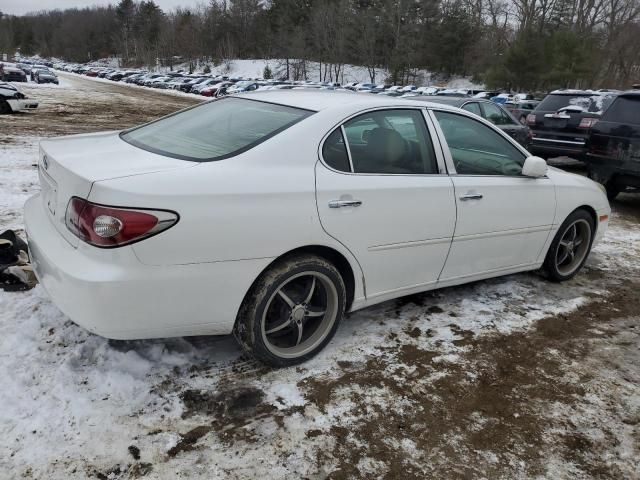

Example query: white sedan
[0,82,38,113]
[24,91,610,366]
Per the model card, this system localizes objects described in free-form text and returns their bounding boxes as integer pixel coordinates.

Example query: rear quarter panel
[87,114,364,276]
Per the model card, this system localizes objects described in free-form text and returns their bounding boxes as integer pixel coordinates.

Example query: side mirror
[522,156,548,177]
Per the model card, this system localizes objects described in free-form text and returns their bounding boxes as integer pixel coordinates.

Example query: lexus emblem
[42,155,49,170]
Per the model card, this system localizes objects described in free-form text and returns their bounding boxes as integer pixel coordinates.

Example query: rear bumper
[24,194,272,339]
[530,136,587,158]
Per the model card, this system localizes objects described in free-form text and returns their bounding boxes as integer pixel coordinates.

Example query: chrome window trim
[420,109,448,174]
[340,125,355,172]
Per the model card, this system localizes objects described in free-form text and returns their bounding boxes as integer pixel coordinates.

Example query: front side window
[434,111,526,176]
[122,97,313,161]
[337,109,438,174]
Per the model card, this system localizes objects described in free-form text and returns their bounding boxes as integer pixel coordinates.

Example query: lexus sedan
[25,91,610,366]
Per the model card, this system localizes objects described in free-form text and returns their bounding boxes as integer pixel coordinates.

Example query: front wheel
[0,100,11,114]
[234,255,346,367]
[543,209,595,282]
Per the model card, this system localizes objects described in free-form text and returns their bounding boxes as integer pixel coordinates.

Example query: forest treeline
[0,0,639,90]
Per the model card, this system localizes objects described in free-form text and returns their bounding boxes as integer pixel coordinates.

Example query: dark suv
[584,91,640,199]
[527,90,617,160]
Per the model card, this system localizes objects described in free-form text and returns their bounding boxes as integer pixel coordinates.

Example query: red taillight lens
[526,114,536,125]
[65,197,178,248]
[579,117,598,129]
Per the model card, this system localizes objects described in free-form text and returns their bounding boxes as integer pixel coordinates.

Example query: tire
[604,181,621,201]
[543,209,595,282]
[234,254,346,367]
[0,100,11,114]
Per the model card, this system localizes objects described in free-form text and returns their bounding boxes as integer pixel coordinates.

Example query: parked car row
[54,62,512,100]
[3,61,59,85]
[46,60,640,199]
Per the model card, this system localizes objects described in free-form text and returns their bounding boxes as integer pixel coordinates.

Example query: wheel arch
[237,244,359,323]
[575,204,597,229]
[541,204,598,263]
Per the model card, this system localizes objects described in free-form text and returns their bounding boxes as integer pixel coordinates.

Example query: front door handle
[329,199,363,208]
[459,193,483,201]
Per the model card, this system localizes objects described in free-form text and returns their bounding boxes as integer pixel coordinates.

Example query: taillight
[65,197,178,248]
[579,118,598,129]
[526,114,536,125]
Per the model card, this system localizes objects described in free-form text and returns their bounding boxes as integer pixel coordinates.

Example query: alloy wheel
[555,219,592,276]
[261,271,339,359]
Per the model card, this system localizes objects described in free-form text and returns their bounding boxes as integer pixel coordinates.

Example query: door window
[482,102,515,126]
[434,111,526,176]
[341,109,438,174]
[462,102,482,116]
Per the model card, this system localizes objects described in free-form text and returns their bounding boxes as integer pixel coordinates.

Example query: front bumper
[24,195,272,339]
[7,99,39,112]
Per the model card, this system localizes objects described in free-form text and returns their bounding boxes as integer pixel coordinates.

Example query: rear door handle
[459,193,483,201]
[329,199,363,208]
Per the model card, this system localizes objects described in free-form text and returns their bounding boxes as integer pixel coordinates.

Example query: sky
[1,0,202,15]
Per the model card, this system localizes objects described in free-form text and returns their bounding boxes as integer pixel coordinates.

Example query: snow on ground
[0,75,638,479]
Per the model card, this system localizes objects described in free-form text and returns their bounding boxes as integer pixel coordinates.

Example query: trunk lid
[38,131,194,246]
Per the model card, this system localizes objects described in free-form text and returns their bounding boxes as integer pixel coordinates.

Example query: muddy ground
[0,74,638,479]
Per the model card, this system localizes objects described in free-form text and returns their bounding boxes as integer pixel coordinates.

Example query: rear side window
[342,109,438,174]
[121,97,313,161]
[602,97,640,124]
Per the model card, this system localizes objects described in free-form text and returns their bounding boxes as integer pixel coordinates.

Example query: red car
[201,81,233,97]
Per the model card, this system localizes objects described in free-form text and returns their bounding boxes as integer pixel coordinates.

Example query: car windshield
[121,97,313,161]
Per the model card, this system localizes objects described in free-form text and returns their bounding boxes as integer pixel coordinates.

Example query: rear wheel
[543,209,594,282]
[234,254,346,367]
[604,181,621,200]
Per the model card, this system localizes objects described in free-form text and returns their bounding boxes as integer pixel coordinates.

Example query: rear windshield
[121,97,313,161]
[602,96,640,124]
[536,94,611,113]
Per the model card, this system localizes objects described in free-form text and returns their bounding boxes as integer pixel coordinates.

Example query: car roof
[619,90,640,98]
[242,89,452,112]
[548,89,610,96]
[410,96,465,107]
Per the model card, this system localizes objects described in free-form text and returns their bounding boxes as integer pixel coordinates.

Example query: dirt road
[1,73,200,138]
[0,74,638,479]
